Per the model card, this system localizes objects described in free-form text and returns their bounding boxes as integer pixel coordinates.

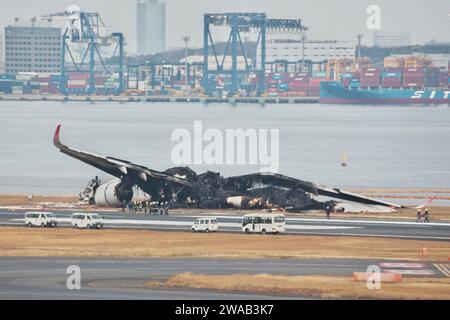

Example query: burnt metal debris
[54,125,401,211]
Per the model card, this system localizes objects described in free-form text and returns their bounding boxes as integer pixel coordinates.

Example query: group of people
[416,208,430,223]
[121,200,170,215]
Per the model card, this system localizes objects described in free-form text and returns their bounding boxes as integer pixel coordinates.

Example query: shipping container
[384,57,404,69]
[381,72,402,78]
[0,74,16,81]
[349,79,360,88]
[381,78,402,88]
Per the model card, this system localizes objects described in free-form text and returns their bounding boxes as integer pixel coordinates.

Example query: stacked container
[403,68,424,88]
[424,67,440,88]
[360,67,381,88]
[381,70,402,88]
[0,74,16,94]
[287,73,309,96]
[384,57,404,69]
[67,73,89,89]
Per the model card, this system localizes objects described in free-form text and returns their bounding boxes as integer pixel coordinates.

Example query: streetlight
[182,36,191,88]
[301,31,306,72]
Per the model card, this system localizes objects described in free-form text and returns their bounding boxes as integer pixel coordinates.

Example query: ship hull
[320,81,450,105]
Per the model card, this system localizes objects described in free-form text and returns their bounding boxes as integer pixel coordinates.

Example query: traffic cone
[422,248,427,257]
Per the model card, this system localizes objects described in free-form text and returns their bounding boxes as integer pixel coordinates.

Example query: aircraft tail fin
[415,196,437,209]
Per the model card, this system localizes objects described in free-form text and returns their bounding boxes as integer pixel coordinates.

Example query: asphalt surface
[1,210,450,241]
[0,257,447,300]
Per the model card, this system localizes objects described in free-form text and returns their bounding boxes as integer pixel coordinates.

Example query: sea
[1,101,449,197]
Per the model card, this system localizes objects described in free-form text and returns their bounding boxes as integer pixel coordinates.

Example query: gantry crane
[203,13,307,96]
[40,5,124,95]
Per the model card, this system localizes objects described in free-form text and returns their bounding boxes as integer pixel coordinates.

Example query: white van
[71,213,103,229]
[24,212,58,228]
[191,217,218,233]
[241,213,286,234]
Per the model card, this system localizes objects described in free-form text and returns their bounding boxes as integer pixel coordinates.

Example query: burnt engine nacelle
[94,179,133,207]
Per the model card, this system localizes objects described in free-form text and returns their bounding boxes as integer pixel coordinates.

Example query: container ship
[320,81,450,104]
[320,57,450,105]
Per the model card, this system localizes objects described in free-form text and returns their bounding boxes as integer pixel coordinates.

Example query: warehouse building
[257,39,356,64]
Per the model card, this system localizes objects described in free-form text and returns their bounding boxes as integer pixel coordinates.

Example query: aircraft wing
[224,172,401,208]
[53,125,195,190]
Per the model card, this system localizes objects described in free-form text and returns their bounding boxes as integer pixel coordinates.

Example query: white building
[373,31,411,47]
[4,20,61,74]
[257,39,356,64]
[137,0,166,55]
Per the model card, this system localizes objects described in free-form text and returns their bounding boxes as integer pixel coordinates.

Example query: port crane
[40,5,124,95]
[203,13,307,96]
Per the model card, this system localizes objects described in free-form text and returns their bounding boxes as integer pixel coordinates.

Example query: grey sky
[1,0,449,53]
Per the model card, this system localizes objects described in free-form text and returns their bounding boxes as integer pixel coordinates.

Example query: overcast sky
[1,0,449,53]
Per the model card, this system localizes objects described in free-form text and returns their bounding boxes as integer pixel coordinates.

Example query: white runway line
[184,215,450,227]
[383,269,436,275]
[434,264,450,277]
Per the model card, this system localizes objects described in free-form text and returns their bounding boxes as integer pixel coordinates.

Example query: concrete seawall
[0,94,319,104]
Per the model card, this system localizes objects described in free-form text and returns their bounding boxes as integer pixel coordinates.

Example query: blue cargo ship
[320,81,450,105]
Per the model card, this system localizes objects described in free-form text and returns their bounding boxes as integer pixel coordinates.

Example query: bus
[241,213,286,234]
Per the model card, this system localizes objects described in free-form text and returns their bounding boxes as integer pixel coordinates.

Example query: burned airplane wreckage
[54,125,400,211]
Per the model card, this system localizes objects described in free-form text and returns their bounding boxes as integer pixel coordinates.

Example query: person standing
[416,209,422,223]
[326,206,331,219]
[424,208,430,223]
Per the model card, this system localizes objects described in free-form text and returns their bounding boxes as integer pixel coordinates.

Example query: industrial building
[372,31,411,47]
[4,20,61,74]
[137,0,166,55]
[258,39,356,65]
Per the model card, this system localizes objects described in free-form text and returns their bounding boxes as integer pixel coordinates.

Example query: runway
[1,210,450,241]
[0,257,447,299]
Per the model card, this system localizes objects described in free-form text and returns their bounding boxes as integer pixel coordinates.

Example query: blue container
[313,71,327,78]
[381,72,401,78]
[340,73,354,79]
[350,80,360,88]
[0,74,16,81]
[278,83,289,91]
[272,74,282,81]
[0,81,13,94]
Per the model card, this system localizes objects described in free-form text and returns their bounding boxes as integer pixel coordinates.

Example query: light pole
[182,36,191,88]
[300,31,306,73]
[356,34,364,59]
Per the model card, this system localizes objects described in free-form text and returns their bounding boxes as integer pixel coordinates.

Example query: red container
[360,79,380,87]
[286,91,307,97]
[308,78,326,88]
[362,67,382,74]
[404,80,424,88]
[404,76,424,82]
[308,87,320,96]
[384,67,403,73]
[342,78,351,86]
[381,78,402,88]
[362,72,380,78]
[68,73,90,80]
[405,67,424,73]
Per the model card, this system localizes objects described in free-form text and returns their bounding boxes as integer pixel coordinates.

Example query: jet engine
[93,179,133,207]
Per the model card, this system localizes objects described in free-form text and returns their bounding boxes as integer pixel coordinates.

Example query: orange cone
[422,248,428,257]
